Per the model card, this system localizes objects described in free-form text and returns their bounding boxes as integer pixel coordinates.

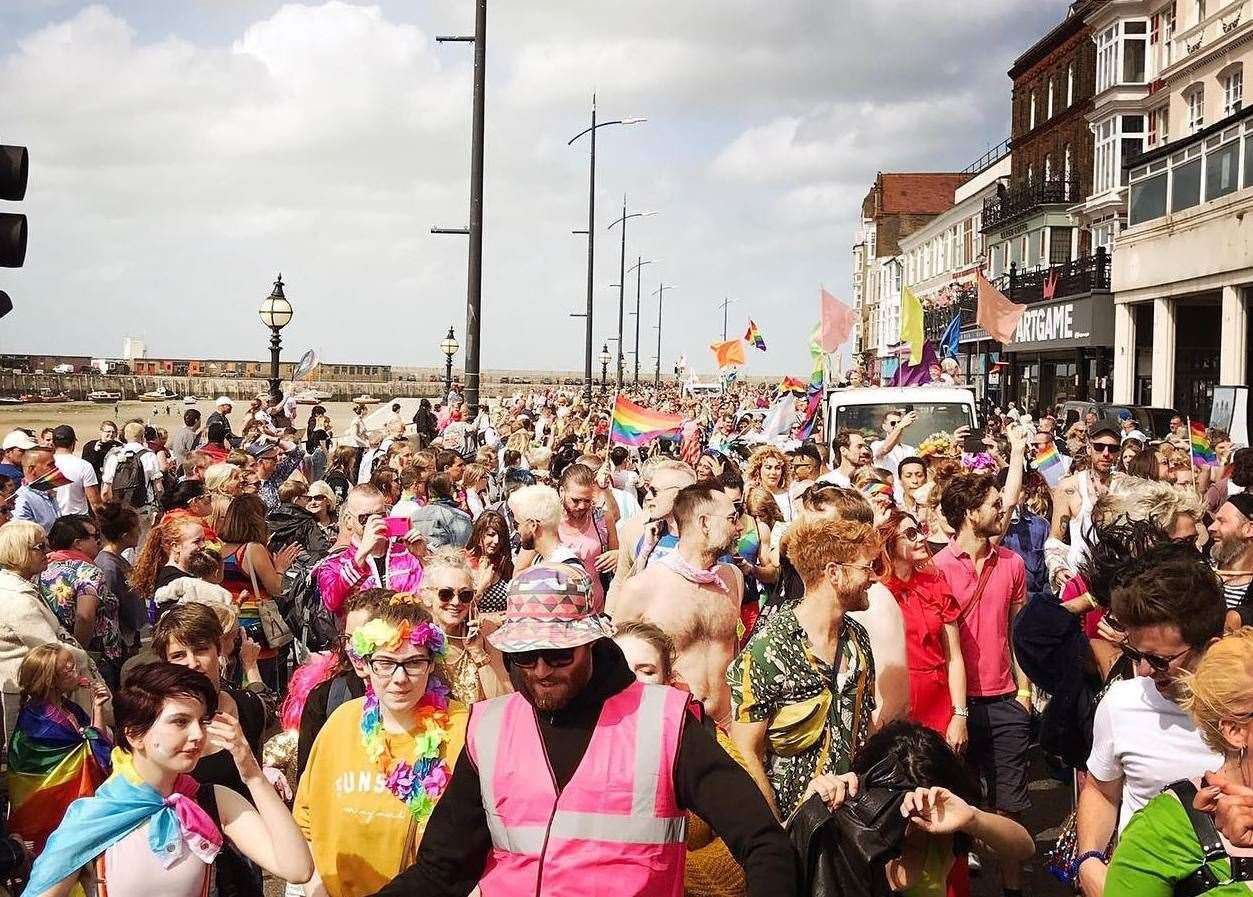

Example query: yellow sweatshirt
[293,696,468,897]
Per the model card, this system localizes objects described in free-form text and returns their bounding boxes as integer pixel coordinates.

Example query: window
[1187,87,1205,133]
[1204,127,1241,200]
[1096,19,1150,90]
[1048,78,1055,119]
[1161,3,1176,69]
[1064,143,1073,180]
[1030,91,1037,129]
[1096,24,1119,91]
[1224,67,1243,116]
[1067,63,1075,105]
[1171,147,1203,211]
[1050,227,1074,265]
[1121,114,1147,181]
[1129,165,1168,225]
[1044,154,1053,180]
[1094,117,1118,191]
[1196,0,1206,22]
[1027,163,1034,185]
[1123,21,1148,83]
[1245,132,1253,193]
[962,218,973,266]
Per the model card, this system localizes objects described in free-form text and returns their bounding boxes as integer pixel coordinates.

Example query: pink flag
[820,288,856,353]
[975,271,1026,345]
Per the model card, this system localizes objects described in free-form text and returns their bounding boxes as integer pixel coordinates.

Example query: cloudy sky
[0,0,1067,377]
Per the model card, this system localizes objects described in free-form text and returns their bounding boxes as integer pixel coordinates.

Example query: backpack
[289,552,339,654]
[110,448,151,508]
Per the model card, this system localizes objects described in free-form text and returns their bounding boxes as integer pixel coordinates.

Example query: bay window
[1096,19,1151,91]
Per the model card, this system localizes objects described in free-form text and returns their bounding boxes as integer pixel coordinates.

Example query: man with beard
[555,462,618,614]
[613,484,743,725]
[371,563,797,897]
[1072,545,1225,897]
[1048,418,1120,587]
[817,429,871,488]
[1211,493,1253,617]
[932,472,1030,896]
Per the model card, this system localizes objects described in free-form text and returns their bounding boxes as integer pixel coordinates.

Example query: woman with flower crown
[293,597,466,897]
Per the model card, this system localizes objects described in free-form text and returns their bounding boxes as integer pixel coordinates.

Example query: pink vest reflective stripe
[467,680,689,897]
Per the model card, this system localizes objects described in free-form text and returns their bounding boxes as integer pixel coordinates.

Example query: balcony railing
[981,177,1082,232]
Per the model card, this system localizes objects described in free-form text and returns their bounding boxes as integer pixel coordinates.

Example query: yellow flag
[900,285,924,365]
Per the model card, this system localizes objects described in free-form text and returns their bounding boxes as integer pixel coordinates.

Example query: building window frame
[1030,90,1037,129]
[1186,84,1206,133]
[1048,78,1055,119]
[1067,62,1075,105]
[1223,65,1244,117]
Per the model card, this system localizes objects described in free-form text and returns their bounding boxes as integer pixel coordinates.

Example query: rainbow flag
[1034,443,1066,487]
[744,320,767,351]
[7,701,112,854]
[779,376,807,394]
[610,395,685,447]
[1191,419,1218,467]
[27,466,71,492]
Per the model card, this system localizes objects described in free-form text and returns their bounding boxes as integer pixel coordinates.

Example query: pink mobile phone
[384,517,411,538]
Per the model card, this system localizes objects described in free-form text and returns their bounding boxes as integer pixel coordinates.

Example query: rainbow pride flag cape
[7,701,112,855]
[26,467,71,492]
[744,320,767,351]
[1191,419,1218,467]
[1034,443,1066,487]
[609,395,685,447]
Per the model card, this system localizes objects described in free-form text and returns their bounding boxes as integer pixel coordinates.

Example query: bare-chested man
[613,483,743,724]
[606,458,696,613]
[1047,419,1119,588]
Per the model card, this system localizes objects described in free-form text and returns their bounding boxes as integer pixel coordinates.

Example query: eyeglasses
[898,526,923,542]
[1120,643,1190,673]
[643,483,682,499]
[837,561,877,573]
[366,656,433,678]
[506,647,576,668]
[1091,442,1120,454]
[432,587,475,605]
[80,530,101,542]
[355,512,380,527]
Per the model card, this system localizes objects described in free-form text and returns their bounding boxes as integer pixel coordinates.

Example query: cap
[51,425,76,443]
[1226,492,1253,520]
[1089,417,1121,440]
[214,396,233,407]
[488,562,613,653]
[1117,409,1134,421]
[2,430,37,451]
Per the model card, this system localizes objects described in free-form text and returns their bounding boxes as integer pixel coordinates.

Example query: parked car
[1057,401,1180,439]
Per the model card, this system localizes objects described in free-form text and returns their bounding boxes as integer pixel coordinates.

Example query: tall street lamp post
[653,283,675,386]
[258,273,293,404]
[627,257,652,385]
[568,99,645,404]
[608,199,656,391]
[599,344,611,389]
[441,326,459,400]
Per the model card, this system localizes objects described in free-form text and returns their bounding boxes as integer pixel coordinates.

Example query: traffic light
[0,144,27,320]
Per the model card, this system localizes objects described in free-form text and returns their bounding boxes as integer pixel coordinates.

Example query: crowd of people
[0,374,1250,897]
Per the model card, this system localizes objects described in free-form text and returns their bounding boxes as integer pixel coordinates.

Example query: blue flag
[940,313,961,360]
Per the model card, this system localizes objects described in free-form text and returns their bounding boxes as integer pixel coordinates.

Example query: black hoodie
[372,638,799,897]
[266,501,327,558]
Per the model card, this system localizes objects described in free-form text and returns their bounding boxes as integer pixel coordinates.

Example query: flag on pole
[820,288,857,353]
[609,395,685,447]
[940,313,961,360]
[710,339,746,368]
[1034,443,1066,487]
[744,320,767,351]
[27,467,71,492]
[900,285,925,365]
[1190,419,1218,466]
[292,349,319,382]
[890,340,938,387]
[975,270,1026,344]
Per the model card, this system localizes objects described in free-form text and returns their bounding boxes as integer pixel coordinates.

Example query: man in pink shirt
[555,462,618,614]
[932,471,1029,896]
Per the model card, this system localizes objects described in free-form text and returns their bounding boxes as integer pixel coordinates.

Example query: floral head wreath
[349,610,449,664]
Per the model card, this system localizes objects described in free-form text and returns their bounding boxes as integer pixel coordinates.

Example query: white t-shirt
[54,453,98,516]
[1087,676,1222,833]
[870,439,916,477]
[101,442,162,505]
[816,469,852,488]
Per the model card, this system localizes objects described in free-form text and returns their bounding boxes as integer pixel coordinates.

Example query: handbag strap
[1164,779,1227,897]
[956,550,999,627]
[243,543,263,599]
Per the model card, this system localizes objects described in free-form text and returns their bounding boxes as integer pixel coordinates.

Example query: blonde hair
[1180,627,1253,758]
[307,480,339,511]
[1101,475,1203,530]
[204,462,243,497]
[0,520,47,575]
[423,547,471,576]
[526,446,552,474]
[746,446,790,490]
[18,643,72,706]
[508,484,562,528]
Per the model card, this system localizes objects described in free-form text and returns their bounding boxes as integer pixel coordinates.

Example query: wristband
[1069,850,1107,884]
[1016,688,1031,700]
[951,705,969,718]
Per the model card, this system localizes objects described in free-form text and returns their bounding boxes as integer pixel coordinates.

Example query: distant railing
[982,177,1082,232]
[962,139,1011,176]
[996,249,1110,304]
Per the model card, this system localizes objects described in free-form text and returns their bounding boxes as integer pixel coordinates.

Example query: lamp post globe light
[441,326,460,400]
[258,273,293,404]
[599,343,611,389]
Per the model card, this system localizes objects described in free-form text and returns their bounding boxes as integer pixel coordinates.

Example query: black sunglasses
[1120,643,1190,673]
[506,647,576,668]
[433,587,475,605]
[1091,442,1120,454]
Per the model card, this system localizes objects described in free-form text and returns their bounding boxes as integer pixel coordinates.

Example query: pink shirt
[931,543,1026,698]
[558,514,607,613]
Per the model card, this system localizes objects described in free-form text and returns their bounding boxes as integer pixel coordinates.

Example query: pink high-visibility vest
[466,680,689,897]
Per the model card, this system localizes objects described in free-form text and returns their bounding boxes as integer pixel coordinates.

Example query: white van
[682,381,724,399]
[824,386,979,445]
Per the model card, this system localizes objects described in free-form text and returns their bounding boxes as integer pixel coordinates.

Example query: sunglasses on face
[643,484,682,499]
[898,526,923,542]
[1091,442,1119,454]
[433,587,475,605]
[507,647,576,668]
[1120,643,1190,673]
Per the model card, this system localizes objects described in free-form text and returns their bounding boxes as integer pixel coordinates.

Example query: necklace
[360,680,453,823]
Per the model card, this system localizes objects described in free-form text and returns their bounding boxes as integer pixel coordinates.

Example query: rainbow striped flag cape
[1190,419,1218,467]
[744,320,767,351]
[1034,443,1066,487]
[8,700,112,855]
[609,395,685,447]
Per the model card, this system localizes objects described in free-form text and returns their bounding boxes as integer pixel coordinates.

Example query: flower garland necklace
[350,617,454,824]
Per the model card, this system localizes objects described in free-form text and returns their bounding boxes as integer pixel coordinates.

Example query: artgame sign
[1009,295,1114,352]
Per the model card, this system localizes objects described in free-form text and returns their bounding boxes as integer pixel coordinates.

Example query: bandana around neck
[658,551,729,592]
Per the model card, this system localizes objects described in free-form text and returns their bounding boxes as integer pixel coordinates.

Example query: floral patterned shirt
[39,558,123,661]
[727,605,875,818]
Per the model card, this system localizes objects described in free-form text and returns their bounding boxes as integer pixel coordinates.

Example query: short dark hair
[1233,447,1253,489]
[153,602,225,659]
[1077,519,1173,609]
[97,502,140,543]
[832,429,861,454]
[162,479,206,513]
[939,472,997,532]
[898,455,927,476]
[609,446,630,466]
[183,409,201,427]
[1110,542,1225,650]
[791,444,823,466]
[427,471,456,502]
[852,719,981,809]
[435,450,461,472]
[48,514,95,551]
[719,466,745,493]
[672,483,723,531]
[114,662,218,752]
